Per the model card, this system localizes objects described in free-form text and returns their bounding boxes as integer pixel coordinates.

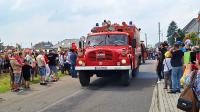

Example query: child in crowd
[22,59,32,89]
[163,51,172,90]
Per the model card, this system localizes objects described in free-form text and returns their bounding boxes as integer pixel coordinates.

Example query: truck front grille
[88,50,113,61]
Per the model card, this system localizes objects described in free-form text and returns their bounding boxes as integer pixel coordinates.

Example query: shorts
[49,65,58,74]
[38,66,46,76]
[14,73,21,84]
[23,73,31,81]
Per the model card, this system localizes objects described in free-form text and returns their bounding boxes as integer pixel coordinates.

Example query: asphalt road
[0,60,157,112]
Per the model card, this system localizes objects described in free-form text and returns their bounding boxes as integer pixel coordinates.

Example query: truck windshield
[86,34,128,46]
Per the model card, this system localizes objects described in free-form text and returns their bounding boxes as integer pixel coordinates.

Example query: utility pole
[145,33,147,47]
[161,33,164,42]
[158,22,161,43]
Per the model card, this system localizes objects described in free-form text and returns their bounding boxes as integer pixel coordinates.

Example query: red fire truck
[76,21,143,86]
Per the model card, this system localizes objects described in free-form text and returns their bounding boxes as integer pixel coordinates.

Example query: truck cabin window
[86,34,128,46]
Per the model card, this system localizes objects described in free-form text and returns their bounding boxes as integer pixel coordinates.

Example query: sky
[0,0,199,48]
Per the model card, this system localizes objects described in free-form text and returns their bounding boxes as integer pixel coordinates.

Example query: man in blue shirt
[68,49,77,78]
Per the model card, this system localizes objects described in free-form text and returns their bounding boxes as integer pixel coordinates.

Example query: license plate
[95,66,107,70]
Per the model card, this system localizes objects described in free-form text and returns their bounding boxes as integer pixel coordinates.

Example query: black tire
[121,70,130,86]
[79,71,90,87]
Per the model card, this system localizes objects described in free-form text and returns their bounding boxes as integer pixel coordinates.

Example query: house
[52,39,79,49]
[182,11,200,36]
[4,45,15,51]
[33,41,53,50]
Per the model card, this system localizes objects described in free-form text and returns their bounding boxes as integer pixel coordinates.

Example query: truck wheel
[121,70,130,86]
[79,71,90,87]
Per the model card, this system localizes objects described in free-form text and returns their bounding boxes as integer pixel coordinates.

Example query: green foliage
[191,37,200,46]
[177,29,185,41]
[0,71,67,93]
[167,36,175,46]
[185,32,199,46]
[0,73,10,93]
[187,32,198,38]
[167,21,178,37]
[0,39,4,51]
[167,21,179,45]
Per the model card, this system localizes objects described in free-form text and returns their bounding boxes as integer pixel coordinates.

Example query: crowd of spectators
[154,38,200,112]
[0,47,77,92]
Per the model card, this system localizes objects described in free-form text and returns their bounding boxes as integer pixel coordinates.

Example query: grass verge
[0,71,67,93]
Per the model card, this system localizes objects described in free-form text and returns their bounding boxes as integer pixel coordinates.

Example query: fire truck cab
[76,21,142,86]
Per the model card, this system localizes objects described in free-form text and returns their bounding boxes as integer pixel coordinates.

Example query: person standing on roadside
[4,54,11,73]
[156,52,163,83]
[163,51,172,90]
[184,56,200,111]
[159,43,168,78]
[0,55,3,74]
[68,48,77,78]
[48,50,59,81]
[168,43,184,93]
[59,51,65,74]
[10,52,23,91]
[44,50,50,82]
[36,51,46,85]
[22,59,32,89]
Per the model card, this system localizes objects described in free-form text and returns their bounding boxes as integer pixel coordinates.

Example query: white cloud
[0,0,199,47]
[11,0,23,9]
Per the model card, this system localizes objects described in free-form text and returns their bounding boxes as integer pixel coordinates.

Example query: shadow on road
[86,71,156,92]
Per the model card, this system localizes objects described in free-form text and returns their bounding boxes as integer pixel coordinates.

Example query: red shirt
[44,54,48,64]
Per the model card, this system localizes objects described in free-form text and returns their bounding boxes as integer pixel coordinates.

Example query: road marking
[37,89,84,112]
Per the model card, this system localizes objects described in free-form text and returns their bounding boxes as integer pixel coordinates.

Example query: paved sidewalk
[149,80,183,112]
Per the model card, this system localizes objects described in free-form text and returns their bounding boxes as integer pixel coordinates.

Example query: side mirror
[132,39,136,48]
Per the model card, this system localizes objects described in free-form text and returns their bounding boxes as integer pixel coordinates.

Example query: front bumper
[75,66,131,71]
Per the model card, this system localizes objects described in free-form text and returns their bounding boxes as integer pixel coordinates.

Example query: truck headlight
[121,59,126,64]
[78,60,83,65]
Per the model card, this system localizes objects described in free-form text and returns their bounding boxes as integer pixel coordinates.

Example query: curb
[149,84,159,112]
[157,83,165,112]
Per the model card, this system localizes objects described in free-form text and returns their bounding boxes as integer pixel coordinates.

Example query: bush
[191,37,200,46]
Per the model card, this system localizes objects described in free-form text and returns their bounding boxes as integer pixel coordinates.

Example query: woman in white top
[163,51,173,90]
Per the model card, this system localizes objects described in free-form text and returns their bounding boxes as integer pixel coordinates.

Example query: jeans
[14,73,21,84]
[171,67,183,91]
[164,70,172,89]
[70,65,77,77]
[49,65,58,75]
[156,68,163,80]
[38,66,46,76]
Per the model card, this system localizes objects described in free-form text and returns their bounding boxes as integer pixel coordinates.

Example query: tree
[167,21,178,37]
[0,39,4,51]
[16,43,22,50]
[177,29,185,41]
[167,21,178,45]
[185,32,199,45]
[187,32,198,38]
